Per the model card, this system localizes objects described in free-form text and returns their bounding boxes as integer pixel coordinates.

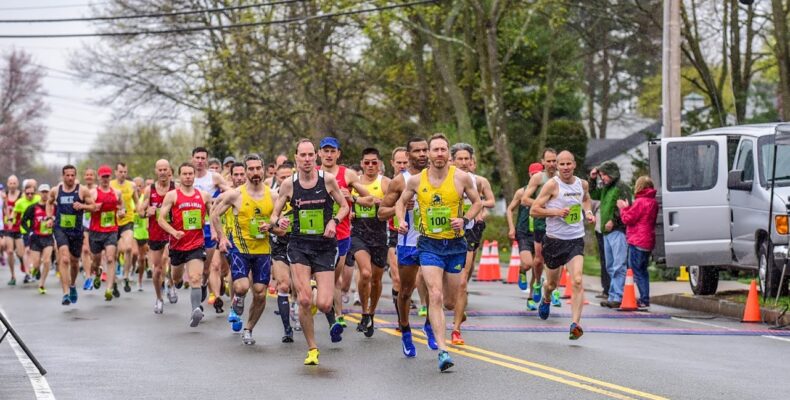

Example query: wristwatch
[332,217,341,225]
[462,217,470,226]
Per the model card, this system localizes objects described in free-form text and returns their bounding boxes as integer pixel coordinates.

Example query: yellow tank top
[231,184,273,254]
[110,180,135,226]
[351,176,384,218]
[417,166,463,239]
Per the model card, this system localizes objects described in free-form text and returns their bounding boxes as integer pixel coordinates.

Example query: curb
[651,293,790,326]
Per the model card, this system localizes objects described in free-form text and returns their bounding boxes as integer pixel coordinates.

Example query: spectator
[589,161,631,308]
[618,176,659,308]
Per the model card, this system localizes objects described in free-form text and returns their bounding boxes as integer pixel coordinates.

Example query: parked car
[649,123,790,297]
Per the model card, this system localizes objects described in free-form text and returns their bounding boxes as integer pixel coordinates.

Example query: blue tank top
[55,184,84,234]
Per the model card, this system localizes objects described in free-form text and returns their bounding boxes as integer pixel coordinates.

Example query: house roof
[585,121,661,167]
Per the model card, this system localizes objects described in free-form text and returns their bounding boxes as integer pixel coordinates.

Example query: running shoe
[401,330,416,358]
[69,286,78,304]
[167,286,178,304]
[104,289,113,301]
[290,302,298,322]
[282,327,294,343]
[61,294,71,305]
[532,282,542,303]
[115,261,121,276]
[538,299,551,320]
[517,271,528,291]
[353,293,361,306]
[214,297,224,314]
[189,307,204,327]
[146,269,152,279]
[364,316,374,338]
[527,299,537,311]
[356,315,366,332]
[232,320,243,332]
[7,277,15,286]
[227,309,240,324]
[38,286,46,295]
[93,275,101,289]
[341,291,350,304]
[82,277,92,290]
[423,322,438,350]
[438,350,454,372]
[123,278,131,293]
[23,274,33,284]
[569,322,584,340]
[208,292,216,305]
[232,295,245,316]
[551,289,562,307]
[101,271,107,282]
[451,330,464,345]
[329,322,344,343]
[304,348,319,365]
[241,329,255,345]
[154,299,163,314]
[418,306,428,317]
[336,315,347,328]
[183,281,189,289]
[32,268,40,280]
[112,282,120,298]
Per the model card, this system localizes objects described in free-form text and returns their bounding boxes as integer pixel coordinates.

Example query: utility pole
[662,0,682,138]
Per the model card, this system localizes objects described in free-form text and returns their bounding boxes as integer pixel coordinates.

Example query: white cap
[38,184,50,192]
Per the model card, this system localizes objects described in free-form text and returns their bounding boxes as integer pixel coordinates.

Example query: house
[585,121,660,184]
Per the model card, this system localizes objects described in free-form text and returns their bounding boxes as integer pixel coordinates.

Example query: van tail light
[777,215,789,235]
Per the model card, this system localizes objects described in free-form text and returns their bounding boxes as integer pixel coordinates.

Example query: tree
[0,49,49,177]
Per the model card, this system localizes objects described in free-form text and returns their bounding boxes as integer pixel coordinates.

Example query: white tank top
[463,173,478,230]
[194,171,218,195]
[398,171,420,247]
[546,176,585,240]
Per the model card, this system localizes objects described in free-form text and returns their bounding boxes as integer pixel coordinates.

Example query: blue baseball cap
[319,137,340,149]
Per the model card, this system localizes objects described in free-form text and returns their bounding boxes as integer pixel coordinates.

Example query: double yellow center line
[344,314,668,400]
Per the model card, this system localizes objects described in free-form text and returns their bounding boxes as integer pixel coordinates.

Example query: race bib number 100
[426,207,451,233]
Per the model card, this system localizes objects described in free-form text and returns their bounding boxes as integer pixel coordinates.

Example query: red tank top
[334,166,351,240]
[5,194,20,232]
[148,182,175,242]
[169,188,206,251]
[90,187,119,233]
[31,204,51,236]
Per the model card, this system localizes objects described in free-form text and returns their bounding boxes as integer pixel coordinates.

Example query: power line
[0,0,304,24]
[0,2,107,11]
[0,0,436,39]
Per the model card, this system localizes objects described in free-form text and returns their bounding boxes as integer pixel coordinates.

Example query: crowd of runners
[0,135,595,372]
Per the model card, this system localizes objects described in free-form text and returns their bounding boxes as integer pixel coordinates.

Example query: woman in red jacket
[617,176,658,307]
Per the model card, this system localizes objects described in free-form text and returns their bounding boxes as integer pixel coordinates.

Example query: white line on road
[674,316,790,344]
[761,335,790,343]
[0,307,56,400]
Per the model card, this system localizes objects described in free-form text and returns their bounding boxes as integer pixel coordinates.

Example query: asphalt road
[2,266,790,400]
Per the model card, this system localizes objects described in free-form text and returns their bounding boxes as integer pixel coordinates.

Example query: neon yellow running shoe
[304,348,320,365]
[418,306,427,317]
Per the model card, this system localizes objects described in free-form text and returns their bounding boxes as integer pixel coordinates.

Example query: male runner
[132,176,149,290]
[212,154,280,345]
[110,163,139,293]
[21,184,54,295]
[317,136,372,328]
[530,151,594,340]
[378,137,429,357]
[158,162,214,327]
[507,162,544,294]
[48,165,93,305]
[385,147,409,314]
[14,180,39,281]
[270,139,349,366]
[80,168,100,290]
[138,159,175,314]
[350,147,390,337]
[88,165,124,301]
[265,163,296,339]
[4,175,29,285]
[395,134,482,371]
[449,143,495,345]
[521,148,562,309]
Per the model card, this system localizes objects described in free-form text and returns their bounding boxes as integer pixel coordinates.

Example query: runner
[21,184,54,295]
[395,134,482,371]
[110,163,140,294]
[158,162,214,327]
[3,175,29,285]
[138,160,175,314]
[80,168,100,290]
[350,147,390,337]
[378,137,429,357]
[266,162,296,340]
[317,136,372,328]
[507,162,545,297]
[47,165,93,305]
[530,150,594,340]
[270,139,349,366]
[385,147,409,317]
[132,176,149,290]
[14,180,39,282]
[88,165,124,301]
[520,149,562,310]
[222,156,235,181]
[211,154,280,345]
[449,143,495,345]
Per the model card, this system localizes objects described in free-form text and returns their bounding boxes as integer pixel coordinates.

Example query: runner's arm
[477,176,496,209]
[530,179,563,218]
[209,190,238,244]
[582,180,595,224]
[506,188,524,237]
[137,186,151,217]
[156,192,179,236]
[270,178,292,230]
[347,171,374,207]
[377,174,403,220]
[394,175,418,234]
[520,173,540,207]
[326,174,350,223]
[455,171,482,231]
[46,187,58,219]
[268,190,285,236]
[213,173,231,192]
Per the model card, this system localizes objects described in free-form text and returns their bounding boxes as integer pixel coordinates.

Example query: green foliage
[545,119,588,167]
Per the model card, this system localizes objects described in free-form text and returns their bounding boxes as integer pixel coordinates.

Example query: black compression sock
[277,294,291,331]
[325,306,336,326]
[400,323,411,333]
[391,288,400,319]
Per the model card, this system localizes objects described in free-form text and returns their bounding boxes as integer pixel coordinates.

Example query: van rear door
[661,136,731,267]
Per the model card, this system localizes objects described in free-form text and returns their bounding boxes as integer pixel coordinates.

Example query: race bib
[59,214,77,229]
[354,203,375,219]
[182,209,202,231]
[249,217,266,239]
[426,207,451,233]
[40,221,53,235]
[299,209,324,235]
[529,216,534,231]
[100,211,115,228]
[564,204,582,225]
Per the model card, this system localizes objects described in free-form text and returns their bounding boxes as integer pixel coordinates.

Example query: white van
[648,123,790,297]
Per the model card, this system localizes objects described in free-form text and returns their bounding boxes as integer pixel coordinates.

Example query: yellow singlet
[351,176,384,218]
[231,184,273,254]
[110,180,135,226]
[416,166,463,240]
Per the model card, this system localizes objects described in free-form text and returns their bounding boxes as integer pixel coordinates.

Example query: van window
[734,139,754,181]
[667,141,718,191]
[759,135,790,187]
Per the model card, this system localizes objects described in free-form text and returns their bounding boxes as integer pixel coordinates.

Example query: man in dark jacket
[589,161,632,308]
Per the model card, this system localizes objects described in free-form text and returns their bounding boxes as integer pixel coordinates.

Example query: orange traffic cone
[561,269,572,299]
[489,241,502,281]
[742,279,762,323]
[558,266,568,288]
[504,241,521,284]
[475,241,492,281]
[618,269,638,311]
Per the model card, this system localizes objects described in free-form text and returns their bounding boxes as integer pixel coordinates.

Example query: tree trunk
[584,50,597,139]
[409,21,432,128]
[730,0,747,124]
[537,53,557,153]
[772,0,790,121]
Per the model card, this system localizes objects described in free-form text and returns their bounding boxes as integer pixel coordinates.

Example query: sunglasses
[362,160,379,166]
[24,192,34,196]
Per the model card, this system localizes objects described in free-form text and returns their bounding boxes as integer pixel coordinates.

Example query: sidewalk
[581,274,751,297]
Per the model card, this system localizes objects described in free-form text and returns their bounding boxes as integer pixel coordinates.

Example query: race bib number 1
[182,209,202,231]
[299,209,324,235]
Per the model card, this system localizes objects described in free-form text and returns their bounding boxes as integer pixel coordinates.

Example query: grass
[718,292,790,311]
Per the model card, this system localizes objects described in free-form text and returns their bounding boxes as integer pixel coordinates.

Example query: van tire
[758,241,788,298]
[689,265,718,295]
